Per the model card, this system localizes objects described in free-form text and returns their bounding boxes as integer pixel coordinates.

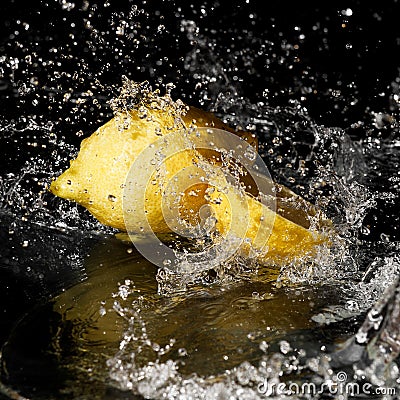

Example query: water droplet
[380,233,390,242]
[116,26,125,36]
[244,147,257,161]
[356,331,368,344]
[279,340,291,354]
[341,8,353,16]
[60,0,75,11]
[108,194,117,202]
[361,225,370,235]
[152,343,161,352]
[259,341,268,352]
[178,348,187,356]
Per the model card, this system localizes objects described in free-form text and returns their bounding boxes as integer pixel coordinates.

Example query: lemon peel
[50,84,332,267]
[50,103,257,231]
[207,186,329,266]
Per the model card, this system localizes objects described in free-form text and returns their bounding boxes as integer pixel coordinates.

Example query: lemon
[50,87,332,267]
[50,104,257,233]
[207,186,329,266]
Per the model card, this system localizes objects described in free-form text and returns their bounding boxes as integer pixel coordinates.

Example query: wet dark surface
[0,0,399,399]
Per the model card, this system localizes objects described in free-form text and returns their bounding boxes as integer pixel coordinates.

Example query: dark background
[0,1,399,397]
[0,0,399,133]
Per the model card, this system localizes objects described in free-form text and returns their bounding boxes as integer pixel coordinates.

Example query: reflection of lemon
[50,100,331,266]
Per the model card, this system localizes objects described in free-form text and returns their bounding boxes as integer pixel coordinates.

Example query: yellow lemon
[50,104,257,233]
[206,185,329,266]
[50,87,332,267]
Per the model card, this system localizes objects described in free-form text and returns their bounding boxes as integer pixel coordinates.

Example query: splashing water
[0,1,399,399]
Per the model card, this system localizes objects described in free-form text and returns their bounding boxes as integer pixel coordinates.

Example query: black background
[0,1,399,397]
[0,0,399,131]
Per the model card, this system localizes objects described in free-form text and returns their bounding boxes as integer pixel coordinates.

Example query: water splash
[1,1,399,399]
[102,79,399,398]
[108,77,189,131]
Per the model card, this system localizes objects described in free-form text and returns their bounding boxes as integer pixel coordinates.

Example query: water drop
[244,147,257,161]
[361,225,370,235]
[178,348,187,356]
[380,233,390,242]
[116,26,125,36]
[341,8,353,16]
[279,340,291,354]
[108,194,117,202]
[60,1,75,11]
[355,331,368,344]
[259,341,268,352]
